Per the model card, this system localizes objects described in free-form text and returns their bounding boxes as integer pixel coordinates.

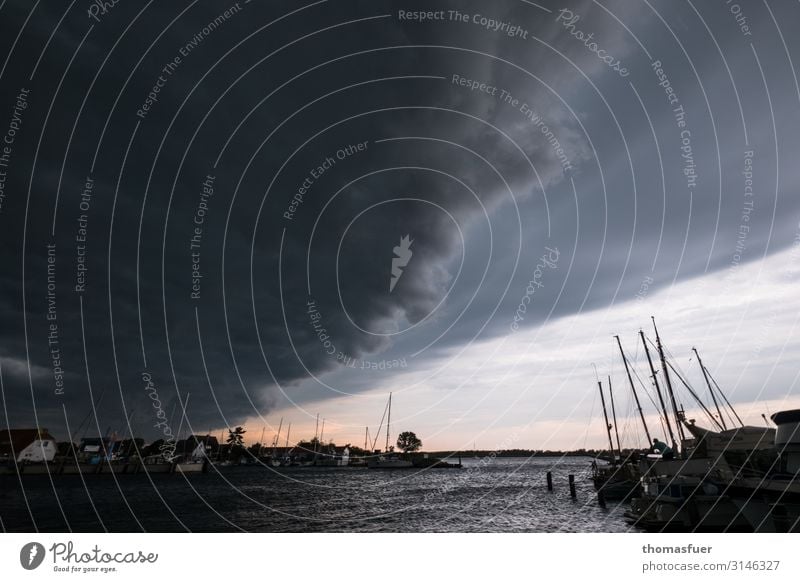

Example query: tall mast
[273,417,283,457]
[693,347,726,430]
[285,423,291,449]
[174,393,190,445]
[597,381,617,462]
[704,364,744,427]
[608,375,622,455]
[651,317,686,444]
[260,426,266,457]
[616,335,652,443]
[640,329,677,450]
[662,357,723,430]
[314,413,319,455]
[364,427,368,451]
[385,392,392,452]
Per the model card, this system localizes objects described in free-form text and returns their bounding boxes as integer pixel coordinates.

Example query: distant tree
[227,426,246,447]
[396,431,422,453]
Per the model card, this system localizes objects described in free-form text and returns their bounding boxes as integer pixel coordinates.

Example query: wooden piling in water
[597,489,606,507]
[568,474,576,498]
[546,471,553,491]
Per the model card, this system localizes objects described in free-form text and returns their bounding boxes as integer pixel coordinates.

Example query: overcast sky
[1,0,799,450]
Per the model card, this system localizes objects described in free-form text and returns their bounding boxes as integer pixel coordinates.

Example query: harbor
[1,392,464,479]
[3,316,799,534]
[4,318,800,532]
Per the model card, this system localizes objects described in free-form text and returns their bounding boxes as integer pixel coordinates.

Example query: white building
[0,429,58,462]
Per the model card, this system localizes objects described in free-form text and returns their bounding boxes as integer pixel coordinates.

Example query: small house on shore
[0,428,58,463]
[175,435,219,462]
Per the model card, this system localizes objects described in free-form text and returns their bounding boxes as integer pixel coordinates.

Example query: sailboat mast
[285,423,291,449]
[616,335,652,443]
[651,317,686,444]
[273,418,283,456]
[260,427,266,457]
[608,375,623,455]
[385,392,392,452]
[174,393,191,446]
[640,329,677,450]
[693,347,727,430]
[314,413,319,455]
[704,365,744,427]
[597,381,617,462]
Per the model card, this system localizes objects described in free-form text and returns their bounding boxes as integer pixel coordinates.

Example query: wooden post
[568,474,576,498]
[546,471,553,491]
[597,489,606,507]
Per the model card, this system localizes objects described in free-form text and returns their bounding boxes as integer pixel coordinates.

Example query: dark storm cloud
[1,0,798,440]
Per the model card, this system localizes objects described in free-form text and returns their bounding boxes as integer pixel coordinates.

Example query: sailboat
[624,415,796,531]
[590,373,641,500]
[269,418,283,467]
[367,393,413,469]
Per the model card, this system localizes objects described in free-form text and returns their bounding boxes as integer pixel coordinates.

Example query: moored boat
[367,454,413,469]
[366,393,414,469]
[625,416,800,532]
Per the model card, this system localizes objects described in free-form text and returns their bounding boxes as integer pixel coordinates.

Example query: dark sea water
[0,457,634,532]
